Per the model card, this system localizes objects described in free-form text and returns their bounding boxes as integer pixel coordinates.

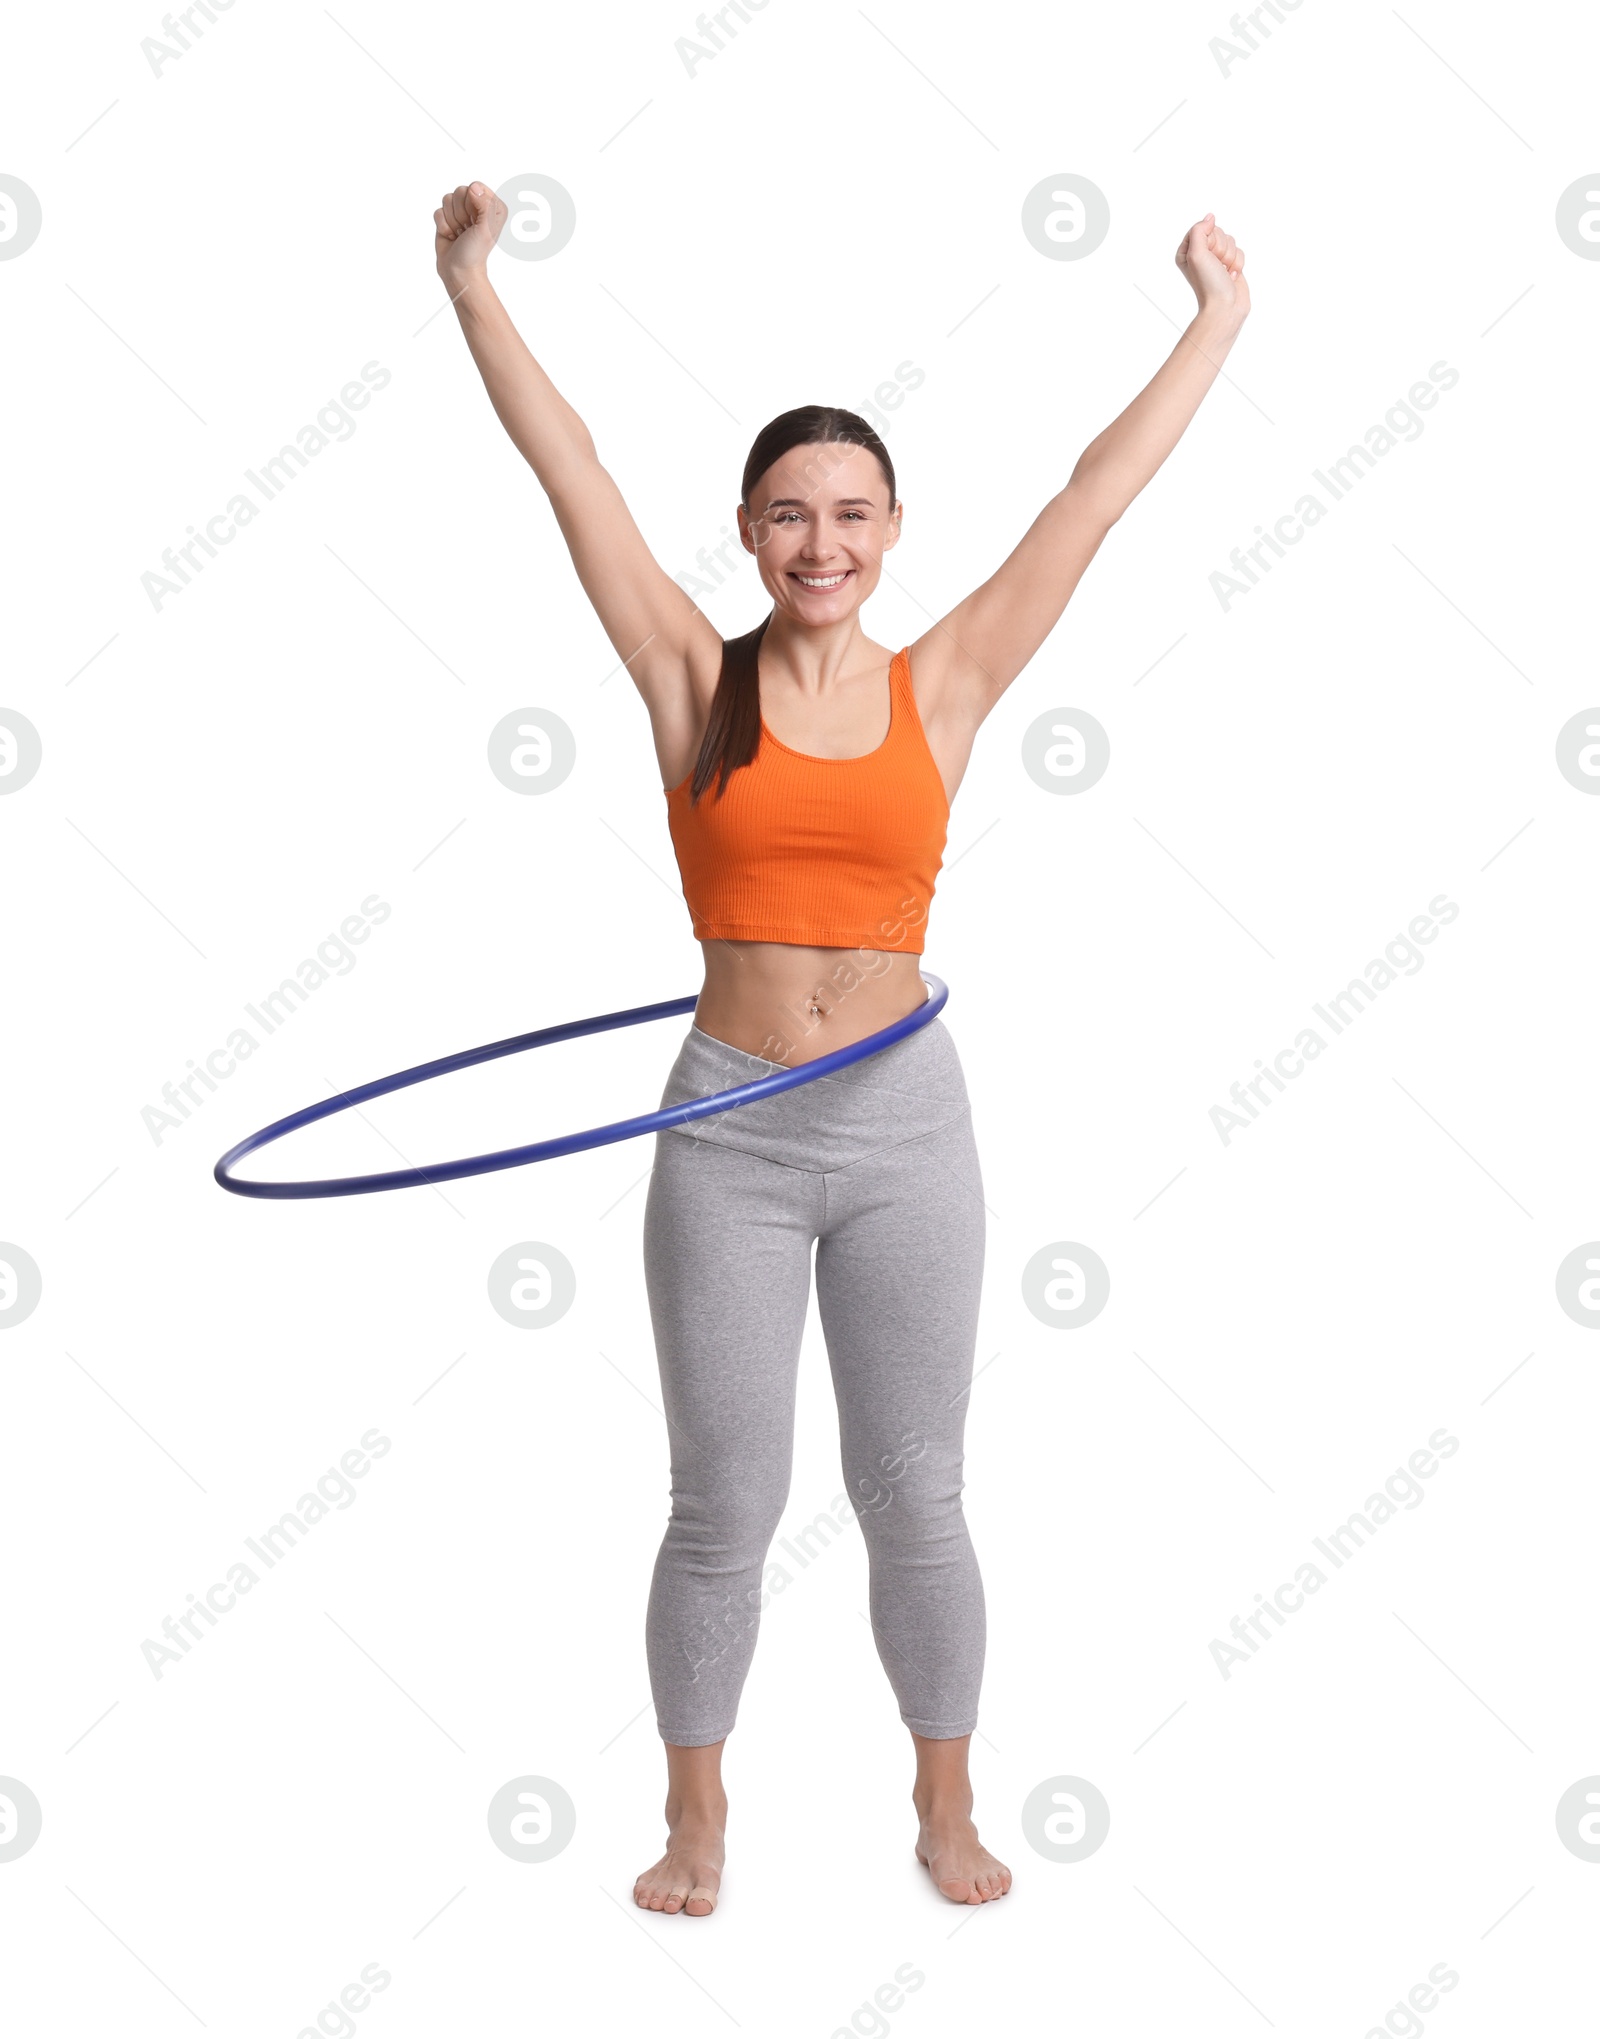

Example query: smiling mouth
[789,570,853,589]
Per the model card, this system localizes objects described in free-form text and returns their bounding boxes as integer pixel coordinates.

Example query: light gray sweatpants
[641,1012,987,1747]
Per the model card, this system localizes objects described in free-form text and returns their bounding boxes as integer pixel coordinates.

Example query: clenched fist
[1176,214,1250,325]
[434,181,507,291]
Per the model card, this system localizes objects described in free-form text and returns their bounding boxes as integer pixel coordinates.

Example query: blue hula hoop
[213,972,949,1201]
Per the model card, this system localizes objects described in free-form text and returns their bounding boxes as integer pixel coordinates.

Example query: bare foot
[633,1810,725,1916]
[914,1806,1012,1905]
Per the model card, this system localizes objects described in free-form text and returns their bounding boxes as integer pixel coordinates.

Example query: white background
[3,0,1598,2032]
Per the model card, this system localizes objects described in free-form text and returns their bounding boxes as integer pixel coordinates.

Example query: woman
[433,183,1249,1914]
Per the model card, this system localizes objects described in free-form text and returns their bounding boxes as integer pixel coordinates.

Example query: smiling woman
[661,413,952,1049]
[431,178,1251,1918]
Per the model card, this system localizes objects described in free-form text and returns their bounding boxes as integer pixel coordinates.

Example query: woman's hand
[1175,213,1249,327]
[435,181,507,293]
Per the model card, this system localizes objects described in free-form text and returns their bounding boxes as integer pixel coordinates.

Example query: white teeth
[796,571,849,587]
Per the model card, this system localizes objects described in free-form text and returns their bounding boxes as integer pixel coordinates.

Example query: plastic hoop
[213,972,949,1201]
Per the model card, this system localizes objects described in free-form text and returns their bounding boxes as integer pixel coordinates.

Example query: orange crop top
[664,645,950,954]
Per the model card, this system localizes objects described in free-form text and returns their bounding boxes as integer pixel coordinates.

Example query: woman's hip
[654,1015,973,1172]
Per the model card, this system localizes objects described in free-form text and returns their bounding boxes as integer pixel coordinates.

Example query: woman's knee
[664,1481,788,1565]
[849,1467,970,1553]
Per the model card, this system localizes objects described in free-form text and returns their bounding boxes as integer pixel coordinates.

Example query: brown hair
[688,406,898,803]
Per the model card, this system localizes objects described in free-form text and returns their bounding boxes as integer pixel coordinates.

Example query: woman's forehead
[750,442,887,507]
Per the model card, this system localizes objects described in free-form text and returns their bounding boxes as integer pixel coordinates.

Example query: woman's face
[738,440,901,621]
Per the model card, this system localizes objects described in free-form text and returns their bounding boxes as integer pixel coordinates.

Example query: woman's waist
[692,941,932,1068]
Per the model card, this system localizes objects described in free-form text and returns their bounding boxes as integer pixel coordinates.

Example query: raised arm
[912,215,1250,725]
[433,183,719,764]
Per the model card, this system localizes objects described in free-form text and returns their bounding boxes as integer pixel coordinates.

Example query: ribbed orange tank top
[664,645,950,954]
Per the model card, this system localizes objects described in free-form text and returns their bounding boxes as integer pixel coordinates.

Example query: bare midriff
[693,941,931,1066]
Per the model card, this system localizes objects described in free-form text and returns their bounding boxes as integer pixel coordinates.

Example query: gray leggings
[641,1013,987,1746]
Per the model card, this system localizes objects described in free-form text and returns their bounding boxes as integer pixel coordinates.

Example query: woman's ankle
[912,1781,974,1820]
[665,1793,728,1827]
